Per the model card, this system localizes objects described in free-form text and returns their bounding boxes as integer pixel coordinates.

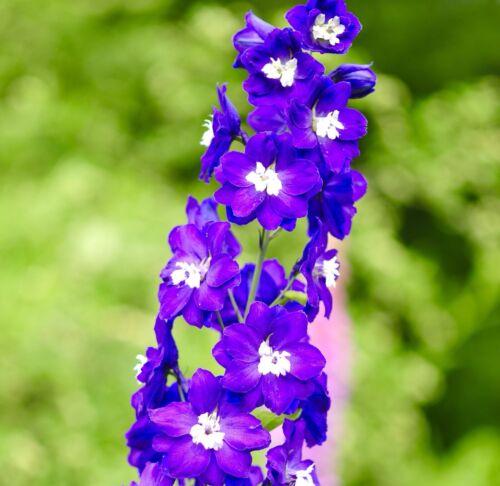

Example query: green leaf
[282,290,308,305]
[252,407,302,431]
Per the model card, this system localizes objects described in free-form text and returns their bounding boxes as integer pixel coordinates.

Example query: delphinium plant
[126,1,376,484]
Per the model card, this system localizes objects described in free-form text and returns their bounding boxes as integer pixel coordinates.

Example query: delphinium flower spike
[126,0,375,484]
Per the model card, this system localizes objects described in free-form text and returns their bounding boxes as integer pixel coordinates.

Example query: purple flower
[226,467,264,486]
[300,221,340,321]
[186,196,241,258]
[288,76,367,171]
[131,318,179,418]
[233,11,275,68]
[286,0,361,55]
[241,28,324,107]
[130,461,175,486]
[301,373,331,447]
[200,84,246,183]
[266,419,320,485]
[158,223,240,328]
[127,382,181,472]
[330,63,377,99]
[308,169,367,240]
[149,369,270,484]
[215,133,321,231]
[213,302,326,415]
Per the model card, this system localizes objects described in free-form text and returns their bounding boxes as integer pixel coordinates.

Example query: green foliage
[0,0,498,485]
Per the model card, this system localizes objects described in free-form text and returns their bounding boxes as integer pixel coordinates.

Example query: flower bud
[330,63,377,99]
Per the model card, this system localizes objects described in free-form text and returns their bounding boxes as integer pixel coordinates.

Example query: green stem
[244,229,271,319]
[271,271,299,307]
[215,310,225,330]
[228,289,244,323]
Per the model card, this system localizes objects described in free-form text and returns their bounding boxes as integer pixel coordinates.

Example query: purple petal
[221,361,261,393]
[165,435,211,478]
[278,160,320,196]
[256,198,283,230]
[158,283,193,321]
[245,133,277,166]
[182,296,205,328]
[222,415,270,451]
[213,340,232,368]
[248,106,287,133]
[200,455,225,486]
[221,152,256,187]
[189,368,221,415]
[261,375,297,415]
[152,435,176,453]
[246,302,274,338]
[222,324,260,362]
[207,256,240,287]
[214,183,238,205]
[316,81,351,115]
[149,402,197,437]
[232,186,266,217]
[215,445,252,478]
[206,221,231,257]
[286,343,326,381]
[272,193,308,219]
[339,108,368,140]
[168,225,207,260]
[269,311,308,349]
[194,282,226,311]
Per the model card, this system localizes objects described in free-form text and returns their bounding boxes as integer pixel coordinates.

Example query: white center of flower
[258,342,291,377]
[312,14,346,46]
[262,57,298,88]
[315,255,341,288]
[314,110,344,140]
[134,354,147,383]
[200,116,214,147]
[294,464,316,486]
[170,259,211,289]
[190,412,225,450]
[246,162,282,196]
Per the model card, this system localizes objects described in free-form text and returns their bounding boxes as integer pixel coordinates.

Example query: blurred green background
[0,0,499,484]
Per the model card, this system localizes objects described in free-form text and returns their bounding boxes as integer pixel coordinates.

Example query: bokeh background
[0,0,499,484]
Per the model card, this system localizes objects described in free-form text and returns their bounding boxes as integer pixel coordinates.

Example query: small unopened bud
[330,63,377,99]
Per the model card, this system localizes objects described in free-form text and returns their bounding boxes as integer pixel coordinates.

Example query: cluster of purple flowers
[126,0,375,484]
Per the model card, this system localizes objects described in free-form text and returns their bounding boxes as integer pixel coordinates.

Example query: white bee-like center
[200,116,214,147]
[258,342,291,377]
[314,255,340,288]
[262,57,298,88]
[190,412,225,450]
[134,354,147,383]
[294,464,316,486]
[314,110,344,140]
[170,258,211,289]
[312,14,346,46]
[246,162,283,196]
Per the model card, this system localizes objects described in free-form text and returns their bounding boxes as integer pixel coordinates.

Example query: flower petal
[286,343,326,381]
[269,311,308,349]
[222,324,260,362]
[189,368,221,415]
[278,160,320,196]
[221,152,256,187]
[168,225,207,260]
[215,444,252,478]
[158,283,192,321]
[207,256,240,287]
[232,186,266,218]
[222,415,271,451]
[149,402,197,437]
[221,361,261,393]
[165,435,211,478]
